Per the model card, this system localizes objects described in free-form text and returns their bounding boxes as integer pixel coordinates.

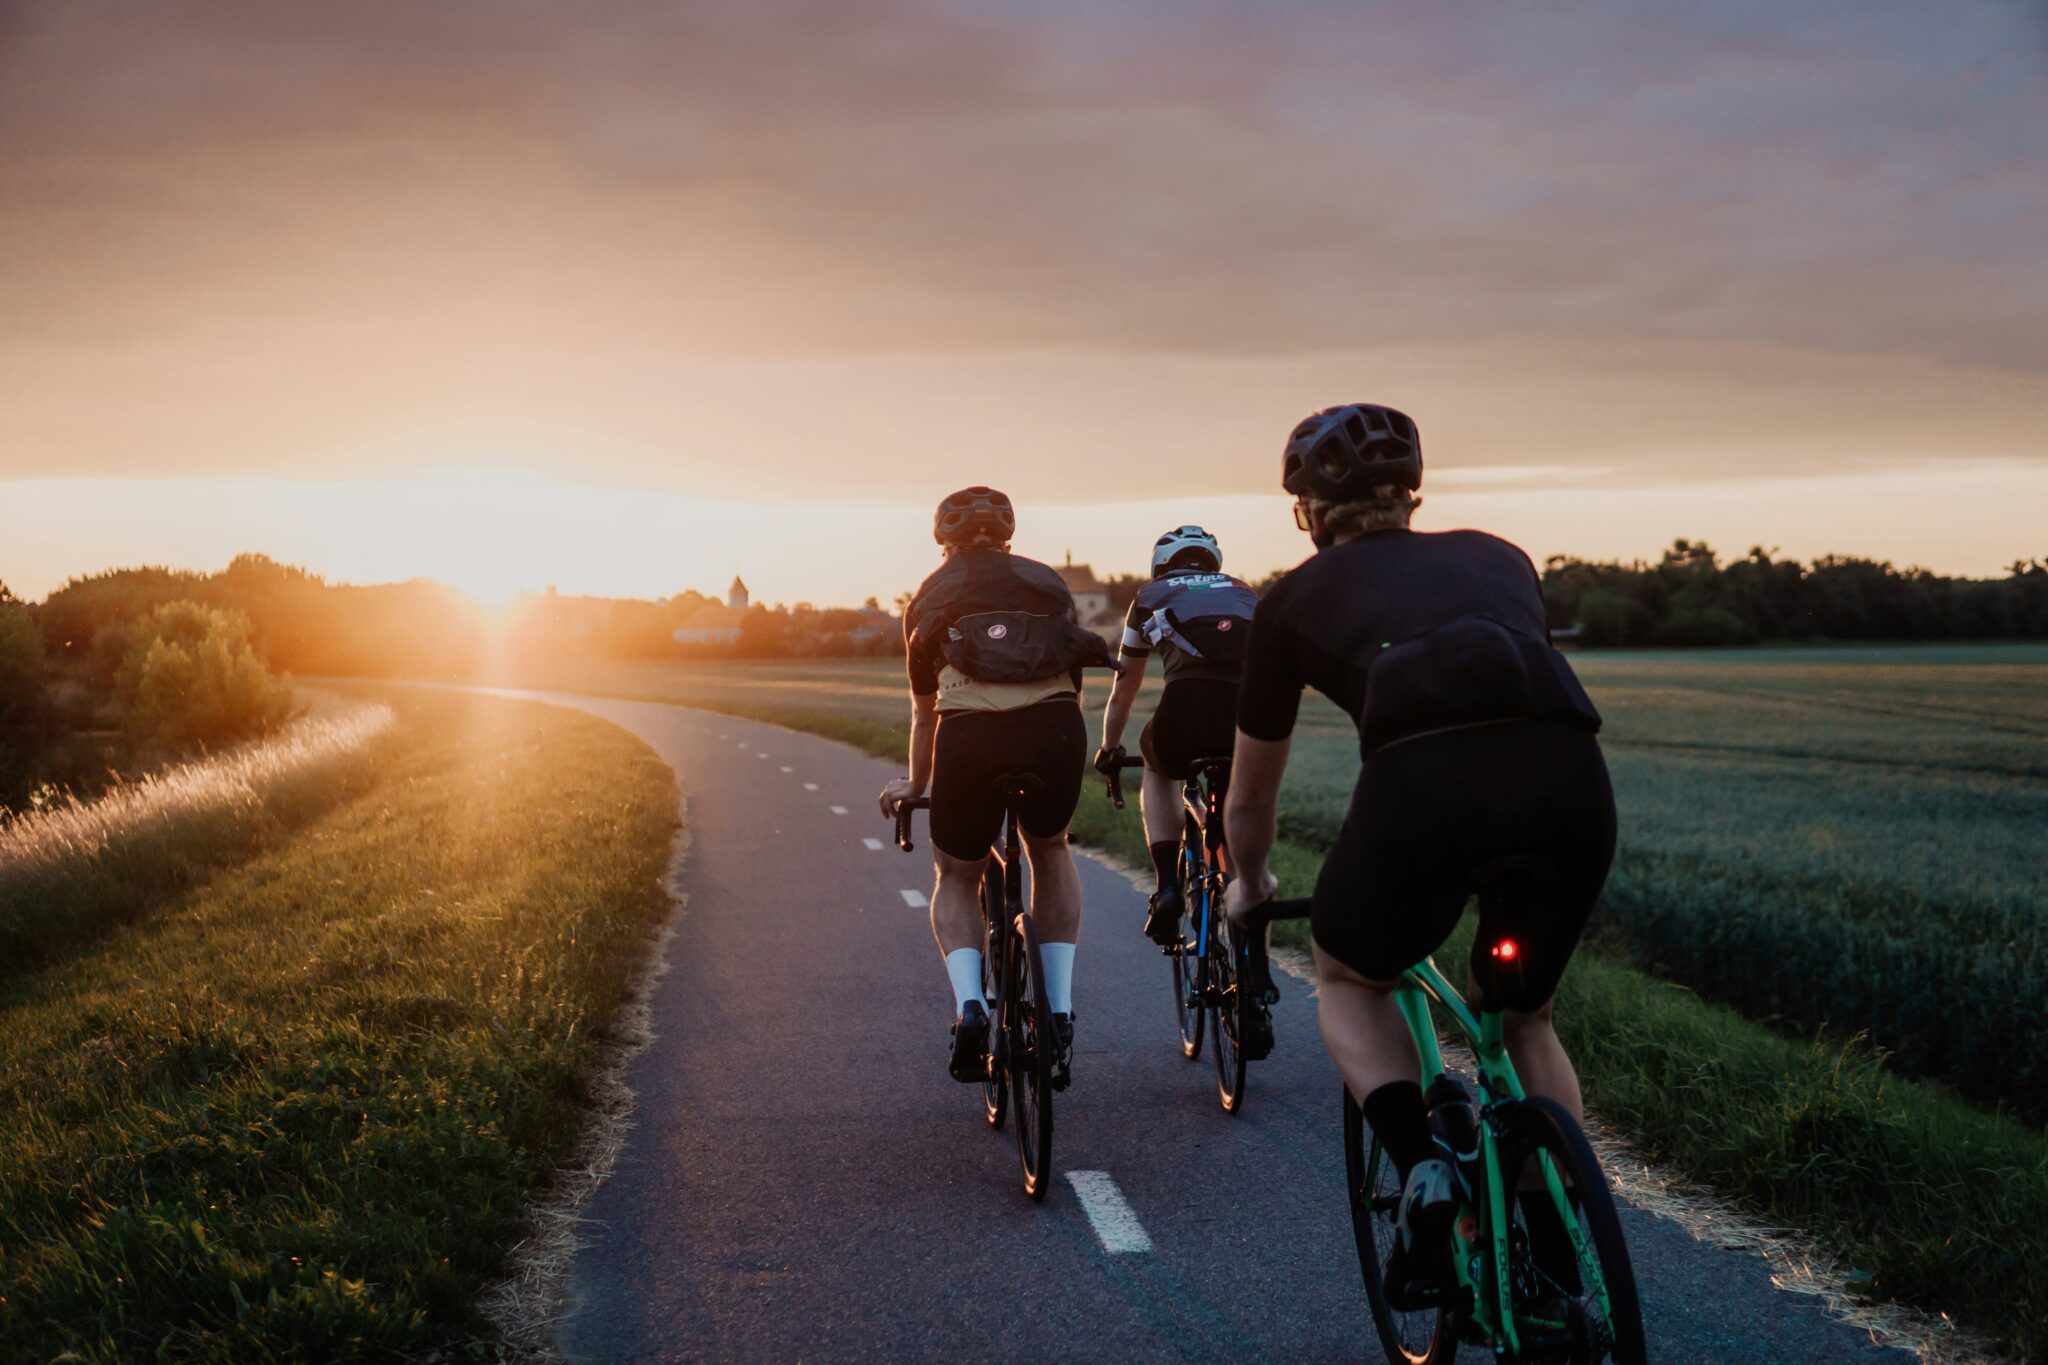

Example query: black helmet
[934,486,1016,546]
[1281,404,1422,499]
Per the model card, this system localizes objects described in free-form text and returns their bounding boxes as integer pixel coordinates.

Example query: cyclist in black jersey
[1093,527,1258,947]
[881,487,1114,1085]
[1221,404,1615,1300]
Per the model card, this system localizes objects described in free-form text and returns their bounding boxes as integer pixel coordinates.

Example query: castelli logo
[986,623,1008,639]
[1216,619,1233,631]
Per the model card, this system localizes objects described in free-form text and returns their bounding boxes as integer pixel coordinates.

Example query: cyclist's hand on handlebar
[1092,744,1127,778]
[878,776,920,820]
[1224,868,1280,928]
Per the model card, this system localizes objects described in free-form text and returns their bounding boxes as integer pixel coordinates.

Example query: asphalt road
[491,692,1912,1364]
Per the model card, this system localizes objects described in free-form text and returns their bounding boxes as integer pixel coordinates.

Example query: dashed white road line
[781,766,793,773]
[757,752,769,760]
[804,783,819,792]
[830,805,849,815]
[1066,1172,1153,1254]
[899,888,929,908]
[863,837,885,851]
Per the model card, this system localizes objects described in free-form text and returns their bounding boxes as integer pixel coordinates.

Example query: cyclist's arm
[905,687,939,796]
[1223,729,1289,897]
[1100,650,1148,751]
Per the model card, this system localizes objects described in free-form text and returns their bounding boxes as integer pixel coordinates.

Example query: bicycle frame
[1394,957,1609,1356]
[1178,765,1226,969]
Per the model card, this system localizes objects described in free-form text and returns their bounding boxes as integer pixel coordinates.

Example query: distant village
[511,554,1132,661]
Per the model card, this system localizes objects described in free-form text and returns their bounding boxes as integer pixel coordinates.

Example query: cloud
[0,0,2042,494]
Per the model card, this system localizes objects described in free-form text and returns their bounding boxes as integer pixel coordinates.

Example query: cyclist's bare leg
[1497,993,1584,1124]
[930,848,987,954]
[1139,766,1181,847]
[1313,942,1419,1099]
[1020,828,1081,943]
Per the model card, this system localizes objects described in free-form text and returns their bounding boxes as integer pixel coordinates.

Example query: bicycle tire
[1344,1089,1455,1365]
[1172,832,1204,1059]
[1210,896,1248,1113]
[980,887,1007,1130]
[1010,911,1055,1201]
[1494,1097,1646,1365]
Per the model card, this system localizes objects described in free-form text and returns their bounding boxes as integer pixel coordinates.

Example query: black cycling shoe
[1243,1003,1276,1060]
[948,1000,990,1083]
[1050,1012,1075,1091]
[1143,886,1184,946]
[1384,1158,1458,1312]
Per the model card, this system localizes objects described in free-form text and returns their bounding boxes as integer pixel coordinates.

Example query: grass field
[0,688,677,1360]
[494,643,2048,1356]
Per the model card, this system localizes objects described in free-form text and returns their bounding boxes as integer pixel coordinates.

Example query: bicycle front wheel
[1008,912,1055,1201]
[1345,1089,1454,1364]
[1494,1097,1645,1365]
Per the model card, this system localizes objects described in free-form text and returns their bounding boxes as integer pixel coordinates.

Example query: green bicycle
[1243,900,1646,1365]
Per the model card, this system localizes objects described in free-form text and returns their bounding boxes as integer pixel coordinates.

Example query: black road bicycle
[891,783,1059,1201]
[1104,754,1271,1114]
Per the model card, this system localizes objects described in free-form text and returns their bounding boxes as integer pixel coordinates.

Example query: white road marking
[781,765,793,773]
[899,888,929,908]
[830,805,849,815]
[1067,1172,1153,1254]
[719,733,729,739]
[804,783,819,791]
[863,837,885,851]
[757,752,769,760]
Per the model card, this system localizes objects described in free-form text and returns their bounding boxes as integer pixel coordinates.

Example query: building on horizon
[1054,554,1112,627]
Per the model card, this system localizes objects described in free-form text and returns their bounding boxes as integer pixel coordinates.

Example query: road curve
[487,691,1910,1364]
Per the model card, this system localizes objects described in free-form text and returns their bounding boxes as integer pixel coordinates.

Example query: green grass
[493,647,2048,1356]
[0,688,679,1360]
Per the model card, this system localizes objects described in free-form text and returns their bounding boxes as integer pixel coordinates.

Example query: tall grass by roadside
[519,659,2048,1357]
[0,688,678,1360]
[0,702,395,979]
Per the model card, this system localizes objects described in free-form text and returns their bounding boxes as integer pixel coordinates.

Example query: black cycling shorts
[1140,678,1239,780]
[1312,718,1615,1012]
[929,699,1088,861]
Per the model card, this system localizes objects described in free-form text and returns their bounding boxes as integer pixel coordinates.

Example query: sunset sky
[3,1,2044,606]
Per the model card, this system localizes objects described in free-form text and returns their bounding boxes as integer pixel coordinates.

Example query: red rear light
[1491,939,1520,962]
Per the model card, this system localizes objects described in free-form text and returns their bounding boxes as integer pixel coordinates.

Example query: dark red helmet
[1281,404,1422,499]
[934,486,1016,546]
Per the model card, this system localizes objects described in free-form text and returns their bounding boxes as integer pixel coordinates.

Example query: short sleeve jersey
[903,548,1083,713]
[1237,529,1597,750]
[1119,569,1259,685]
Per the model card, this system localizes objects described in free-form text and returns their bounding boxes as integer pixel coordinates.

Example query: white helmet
[1151,525,1221,578]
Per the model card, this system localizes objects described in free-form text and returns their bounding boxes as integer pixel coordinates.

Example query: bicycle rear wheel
[1171,836,1204,1058]
[1344,1090,1454,1365]
[1008,912,1055,1200]
[1209,899,1247,1113]
[1494,1097,1645,1365]
[980,889,1007,1130]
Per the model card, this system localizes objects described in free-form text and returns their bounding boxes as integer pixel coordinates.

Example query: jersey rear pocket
[1361,615,1599,751]
[943,611,1117,684]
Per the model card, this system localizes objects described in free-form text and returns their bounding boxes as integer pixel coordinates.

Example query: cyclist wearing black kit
[1222,403,1615,1300]
[1094,527,1258,946]
[881,487,1115,1085]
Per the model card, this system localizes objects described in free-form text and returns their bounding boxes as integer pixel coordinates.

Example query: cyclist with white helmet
[882,487,1117,1085]
[1094,527,1259,946]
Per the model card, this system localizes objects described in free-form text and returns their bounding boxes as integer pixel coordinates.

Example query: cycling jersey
[905,548,1107,714]
[1235,529,1599,754]
[1120,569,1260,685]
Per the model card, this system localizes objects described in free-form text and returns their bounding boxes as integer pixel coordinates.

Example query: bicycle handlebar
[888,796,931,852]
[1101,756,1146,810]
[1234,896,1313,933]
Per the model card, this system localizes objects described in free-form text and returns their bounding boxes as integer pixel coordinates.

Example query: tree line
[1540,541,2048,647]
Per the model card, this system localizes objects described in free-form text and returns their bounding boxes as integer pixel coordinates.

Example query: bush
[1574,586,1657,646]
[115,602,292,752]
[0,598,44,721]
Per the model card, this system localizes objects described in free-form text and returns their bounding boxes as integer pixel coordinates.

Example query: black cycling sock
[1361,1081,1433,1179]
[1517,1189,1584,1294]
[1147,841,1179,893]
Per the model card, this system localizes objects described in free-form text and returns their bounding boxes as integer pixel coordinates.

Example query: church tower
[728,576,750,610]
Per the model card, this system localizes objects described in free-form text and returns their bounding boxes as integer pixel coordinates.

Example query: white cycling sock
[1040,941,1076,1016]
[945,948,986,1012]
